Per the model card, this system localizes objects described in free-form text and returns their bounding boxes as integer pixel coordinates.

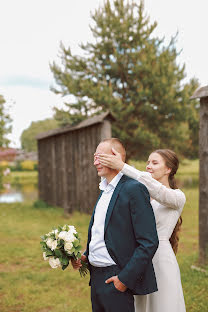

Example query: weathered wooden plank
[199,96,208,264]
[51,139,57,205]
[64,132,73,213]
[37,140,44,201]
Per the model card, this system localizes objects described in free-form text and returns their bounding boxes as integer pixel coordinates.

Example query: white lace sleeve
[121,163,186,210]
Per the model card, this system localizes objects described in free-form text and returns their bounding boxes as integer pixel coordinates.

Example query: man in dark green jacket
[72,138,158,312]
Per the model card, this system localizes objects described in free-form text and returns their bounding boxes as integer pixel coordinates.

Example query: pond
[0,183,38,203]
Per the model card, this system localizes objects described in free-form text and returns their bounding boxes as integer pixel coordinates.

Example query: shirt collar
[99,172,123,192]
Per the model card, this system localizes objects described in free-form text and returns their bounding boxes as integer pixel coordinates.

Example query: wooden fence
[36,112,114,214]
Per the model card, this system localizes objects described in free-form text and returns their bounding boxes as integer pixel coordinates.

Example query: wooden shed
[36,112,115,214]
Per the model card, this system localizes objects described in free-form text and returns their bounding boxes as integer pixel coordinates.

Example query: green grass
[0,204,91,312]
[177,187,208,312]
[0,160,207,311]
[5,171,38,185]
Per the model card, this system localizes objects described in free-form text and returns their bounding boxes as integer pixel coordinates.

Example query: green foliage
[20,118,59,152]
[10,160,22,171]
[0,94,12,189]
[20,160,37,171]
[50,0,199,160]
[183,79,200,159]
[0,160,9,168]
[8,160,38,172]
[0,94,12,147]
[0,166,3,190]
[33,199,51,209]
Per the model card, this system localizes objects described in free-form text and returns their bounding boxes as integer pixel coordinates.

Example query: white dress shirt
[88,172,123,267]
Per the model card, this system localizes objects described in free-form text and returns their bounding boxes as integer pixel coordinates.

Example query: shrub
[33,199,51,209]
[0,167,3,190]
[0,161,9,168]
[20,160,37,171]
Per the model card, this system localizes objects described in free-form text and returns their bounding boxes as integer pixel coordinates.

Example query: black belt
[90,264,119,273]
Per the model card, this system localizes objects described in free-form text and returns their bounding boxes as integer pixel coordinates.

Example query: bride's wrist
[119,161,125,171]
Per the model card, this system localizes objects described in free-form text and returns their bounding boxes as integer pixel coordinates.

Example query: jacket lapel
[87,191,103,243]
[104,175,127,234]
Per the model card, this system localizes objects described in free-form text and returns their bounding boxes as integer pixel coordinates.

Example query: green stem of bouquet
[79,260,89,277]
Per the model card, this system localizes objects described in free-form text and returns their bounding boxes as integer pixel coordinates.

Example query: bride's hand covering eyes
[98,148,125,171]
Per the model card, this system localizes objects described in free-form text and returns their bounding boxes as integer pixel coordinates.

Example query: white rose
[43,252,48,261]
[64,241,73,253]
[49,257,61,269]
[58,231,68,241]
[65,232,76,243]
[46,238,57,251]
[68,226,77,234]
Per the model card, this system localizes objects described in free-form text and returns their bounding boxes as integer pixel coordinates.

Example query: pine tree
[50,0,198,159]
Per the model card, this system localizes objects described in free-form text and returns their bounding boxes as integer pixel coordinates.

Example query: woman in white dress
[98,148,186,312]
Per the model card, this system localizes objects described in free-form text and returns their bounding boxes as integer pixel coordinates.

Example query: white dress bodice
[122,164,185,239]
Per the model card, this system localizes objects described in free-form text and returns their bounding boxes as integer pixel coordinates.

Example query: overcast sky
[0,0,207,148]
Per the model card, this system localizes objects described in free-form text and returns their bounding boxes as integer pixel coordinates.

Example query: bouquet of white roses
[40,224,89,277]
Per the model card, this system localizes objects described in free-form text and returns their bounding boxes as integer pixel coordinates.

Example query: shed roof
[190,85,208,99]
[36,111,115,140]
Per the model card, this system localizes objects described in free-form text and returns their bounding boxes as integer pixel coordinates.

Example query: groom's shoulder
[121,175,149,195]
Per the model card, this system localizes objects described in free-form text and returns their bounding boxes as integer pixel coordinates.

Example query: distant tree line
[21,119,58,152]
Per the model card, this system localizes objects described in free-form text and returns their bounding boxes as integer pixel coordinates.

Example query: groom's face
[94,142,113,178]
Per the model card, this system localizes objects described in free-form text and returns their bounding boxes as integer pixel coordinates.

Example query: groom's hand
[71,255,87,270]
[105,275,127,292]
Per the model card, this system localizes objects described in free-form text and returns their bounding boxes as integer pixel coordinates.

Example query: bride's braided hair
[154,149,182,254]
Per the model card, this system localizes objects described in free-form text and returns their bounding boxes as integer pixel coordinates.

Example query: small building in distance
[36,112,115,214]
[0,148,17,162]
[15,150,38,162]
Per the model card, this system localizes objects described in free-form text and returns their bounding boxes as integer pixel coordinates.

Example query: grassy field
[3,171,38,186]
[0,161,207,312]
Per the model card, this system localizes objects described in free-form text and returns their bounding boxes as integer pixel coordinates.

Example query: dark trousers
[90,265,134,312]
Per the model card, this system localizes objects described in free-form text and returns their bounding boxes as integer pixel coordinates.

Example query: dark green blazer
[86,175,159,295]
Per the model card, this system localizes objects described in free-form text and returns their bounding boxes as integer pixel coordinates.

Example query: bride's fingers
[99,161,111,167]
[98,153,112,159]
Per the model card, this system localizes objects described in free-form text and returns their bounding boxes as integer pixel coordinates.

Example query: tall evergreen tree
[0,94,12,147]
[50,0,198,159]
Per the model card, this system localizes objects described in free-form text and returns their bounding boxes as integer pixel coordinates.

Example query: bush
[34,162,38,171]
[21,160,35,171]
[33,199,51,209]
[0,167,3,190]
[0,161,9,168]
[10,160,22,171]
[8,160,38,172]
